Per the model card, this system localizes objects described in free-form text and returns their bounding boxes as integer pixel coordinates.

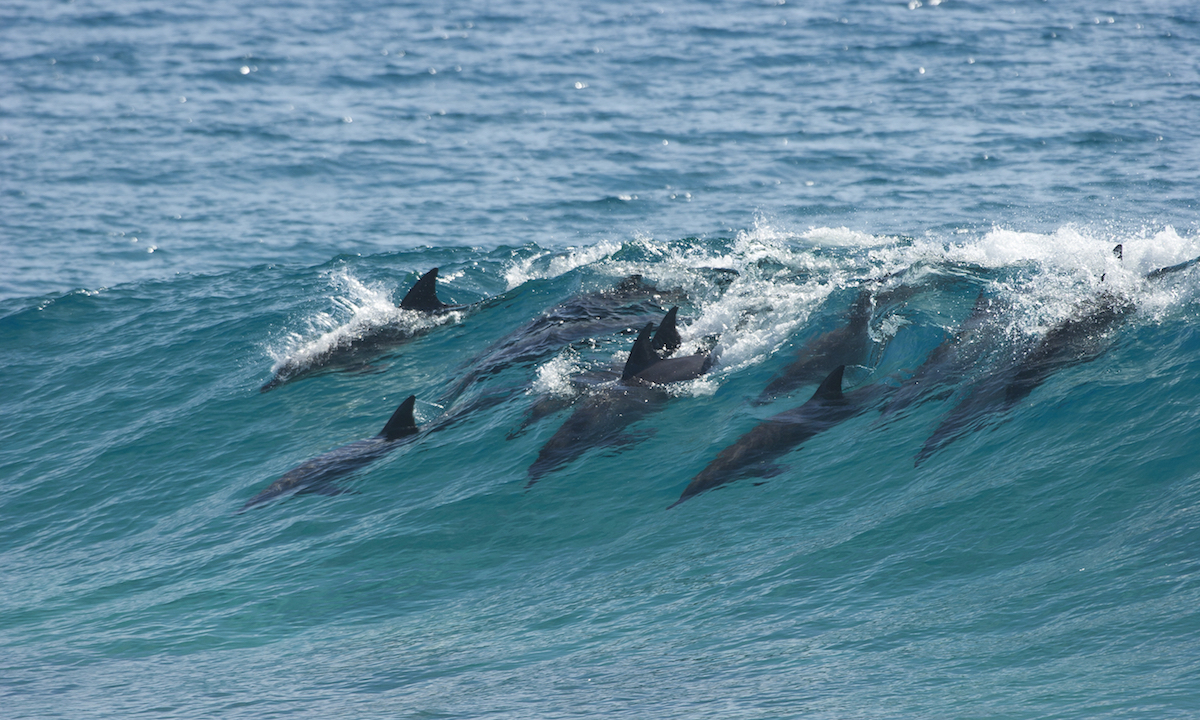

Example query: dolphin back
[671,365,853,508]
[632,353,711,385]
[624,307,711,383]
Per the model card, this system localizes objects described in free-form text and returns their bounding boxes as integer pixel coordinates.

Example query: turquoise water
[3,1,1200,718]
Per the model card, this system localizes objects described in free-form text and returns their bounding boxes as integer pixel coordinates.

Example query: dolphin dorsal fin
[810,366,845,402]
[400,268,446,311]
[622,323,658,380]
[650,306,682,357]
[380,395,419,440]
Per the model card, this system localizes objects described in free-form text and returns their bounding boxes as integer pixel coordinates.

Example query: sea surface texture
[3,1,1199,717]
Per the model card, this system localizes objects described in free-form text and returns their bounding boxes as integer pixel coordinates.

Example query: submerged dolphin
[916,247,1198,463]
[526,311,713,482]
[752,279,924,405]
[915,289,1134,464]
[754,289,874,404]
[878,291,1009,421]
[672,366,883,507]
[240,395,420,511]
[262,268,464,392]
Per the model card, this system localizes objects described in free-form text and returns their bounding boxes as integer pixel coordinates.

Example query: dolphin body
[526,312,713,482]
[509,306,686,436]
[753,289,875,405]
[672,365,883,507]
[440,274,685,404]
[262,268,464,392]
[915,246,1198,463]
[751,279,926,405]
[240,396,420,511]
[878,291,1010,422]
[915,289,1135,464]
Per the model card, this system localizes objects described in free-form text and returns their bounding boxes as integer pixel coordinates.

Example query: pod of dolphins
[243,247,1196,513]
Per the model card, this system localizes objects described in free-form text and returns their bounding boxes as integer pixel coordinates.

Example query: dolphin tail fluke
[622,322,658,380]
[380,395,419,440]
[650,306,682,357]
[400,268,447,311]
[810,365,846,402]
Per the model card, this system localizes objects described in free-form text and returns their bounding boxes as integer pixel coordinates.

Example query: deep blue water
[3,1,1200,718]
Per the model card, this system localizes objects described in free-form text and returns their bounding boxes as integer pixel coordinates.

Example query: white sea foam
[505,221,1199,391]
[681,224,865,373]
[503,240,622,290]
[267,269,461,375]
[959,225,1199,337]
[584,223,884,376]
[798,225,897,248]
[530,350,582,398]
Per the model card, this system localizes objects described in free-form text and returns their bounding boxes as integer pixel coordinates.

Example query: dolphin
[440,274,685,404]
[395,267,465,313]
[915,246,1198,463]
[751,279,927,405]
[753,289,874,404]
[616,307,706,382]
[526,312,713,482]
[915,288,1135,464]
[877,291,1010,422]
[507,305,687,438]
[240,395,420,511]
[261,268,465,392]
[1146,252,1200,279]
[672,365,884,507]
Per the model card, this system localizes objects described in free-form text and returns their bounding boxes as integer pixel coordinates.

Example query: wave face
[4,0,1200,716]
[4,229,1200,718]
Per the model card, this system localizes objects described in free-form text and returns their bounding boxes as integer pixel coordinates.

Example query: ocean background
[3,0,1200,717]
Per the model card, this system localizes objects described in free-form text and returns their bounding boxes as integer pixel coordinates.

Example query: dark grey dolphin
[526,313,713,482]
[915,289,1134,464]
[507,305,687,437]
[440,274,684,404]
[878,291,1010,421]
[618,307,706,382]
[672,366,883,507]
[751,278,927,405]
[753,289,874,404]
[261,268,465,392]
[240,395,420,511]
[915,247,1199,463]
[396,267,465,313]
